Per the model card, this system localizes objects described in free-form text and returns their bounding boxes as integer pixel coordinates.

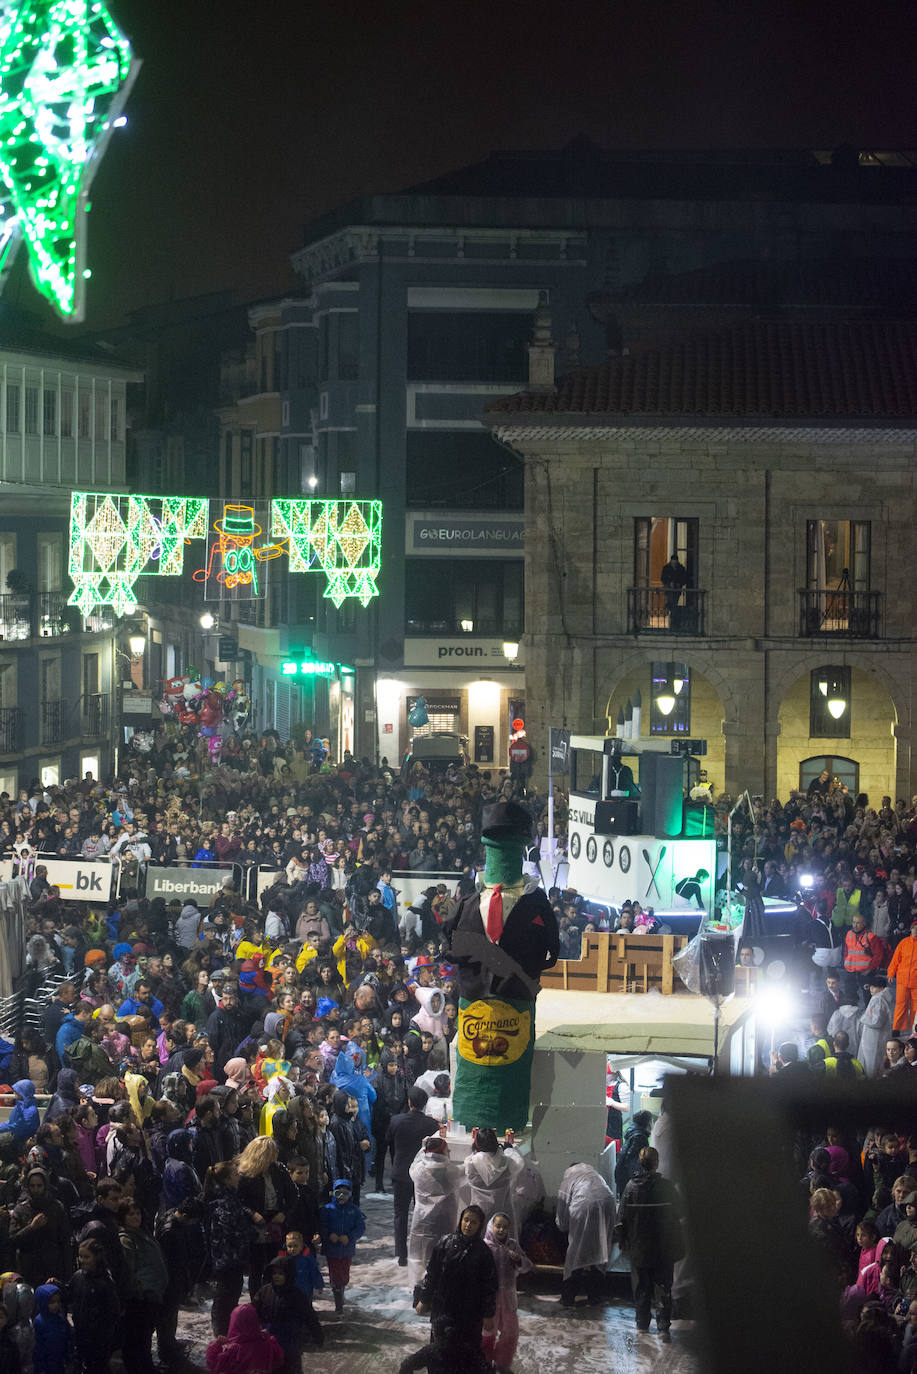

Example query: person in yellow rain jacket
[332,925,375,986]
[888,918,917,1034]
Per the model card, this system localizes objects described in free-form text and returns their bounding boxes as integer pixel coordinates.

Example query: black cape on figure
[443,887,560,1002]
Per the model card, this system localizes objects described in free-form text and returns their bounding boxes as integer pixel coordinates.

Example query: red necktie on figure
[486,885,504,942]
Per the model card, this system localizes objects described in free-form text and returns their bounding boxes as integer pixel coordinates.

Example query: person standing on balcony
[660,553,688,626]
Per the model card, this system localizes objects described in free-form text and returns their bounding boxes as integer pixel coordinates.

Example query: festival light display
[68,493,384,615]
[68,492,208,615]
[192,503,283,602]
[271,498,382,608]
[0,0,138,319]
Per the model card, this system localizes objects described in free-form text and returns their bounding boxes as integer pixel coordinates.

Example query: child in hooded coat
[0,1079,39,1141]
[253,1254,324,1372]
[162,1128,203,1208]
[206,1303,284,1374]
[319,1178,366,1312]
[482,1212,533,1372]
[33,1282,72,1374]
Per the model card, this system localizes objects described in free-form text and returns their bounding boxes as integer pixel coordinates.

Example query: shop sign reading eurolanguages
[406,513,524,558]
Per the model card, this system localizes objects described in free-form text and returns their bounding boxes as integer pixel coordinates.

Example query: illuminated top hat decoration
[215,504,259,541]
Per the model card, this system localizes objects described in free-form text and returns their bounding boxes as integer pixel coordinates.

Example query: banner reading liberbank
[147,866,229,900]
[406,512,524,558]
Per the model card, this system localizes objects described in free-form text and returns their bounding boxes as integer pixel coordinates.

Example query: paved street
[175,1193,701,1373]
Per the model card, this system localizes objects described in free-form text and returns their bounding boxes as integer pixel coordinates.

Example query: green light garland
[271,499,382,607]
[68,494,383,616]
[0,1,138,319]
[68,492,208,615]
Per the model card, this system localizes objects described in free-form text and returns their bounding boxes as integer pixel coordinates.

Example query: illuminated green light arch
[0,1,139,320]
[68,493,384,615]
[271,499,383,608]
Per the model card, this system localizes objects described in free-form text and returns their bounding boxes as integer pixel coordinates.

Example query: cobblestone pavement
[172,1192,701,1373]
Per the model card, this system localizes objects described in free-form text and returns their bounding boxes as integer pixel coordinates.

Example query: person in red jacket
[888,918,917,1034]
[843,913,885,1002]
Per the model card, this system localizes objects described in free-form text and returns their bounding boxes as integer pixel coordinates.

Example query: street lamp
[128,633,146,657]
[655,660,685,716]
[502,641,519,662]
[655,688,677,716]
[199,611,215,630]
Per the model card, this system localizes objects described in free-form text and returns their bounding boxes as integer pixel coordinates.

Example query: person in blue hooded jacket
[319,1178,365,1312]
[162,1128,203,1209]
[33,1282,72,1374]
[116,980,164,1029]
[0,1079,39,1142]
[54,1002,92,1060]
[330,1042,376,1142]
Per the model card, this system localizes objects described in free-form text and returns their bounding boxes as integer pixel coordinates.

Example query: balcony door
[634,517,698,587]
[804,520,871,634]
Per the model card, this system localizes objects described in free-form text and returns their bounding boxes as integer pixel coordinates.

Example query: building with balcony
[0,324,143,792]
[486,304,917,801]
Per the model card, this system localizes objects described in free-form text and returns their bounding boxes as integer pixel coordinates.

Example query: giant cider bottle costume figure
[444,801,559,1132]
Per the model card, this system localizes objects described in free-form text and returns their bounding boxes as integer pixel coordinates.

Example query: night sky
[4,0,916,330]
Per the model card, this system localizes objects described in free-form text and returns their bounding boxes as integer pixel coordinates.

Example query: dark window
[239,431,253,498]
[271,438,282,494]
[43,388,56,436]
[337,312,359,380]
[404,558,524,636]
[809,667,851,738]
[649,661,691,735]
[319,316,330,381]
[407,311,530,382]
[24,386,38,435]
[405,432,523,510]
[223,431,233,489]
[274,333,286,391]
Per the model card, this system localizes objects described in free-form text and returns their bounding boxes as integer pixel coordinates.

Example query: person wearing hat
[888,918,917,1034]
[444,800,559,1133]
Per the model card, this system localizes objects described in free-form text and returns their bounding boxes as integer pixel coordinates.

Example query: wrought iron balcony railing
[798,588,881,638]
[627,586,707,635]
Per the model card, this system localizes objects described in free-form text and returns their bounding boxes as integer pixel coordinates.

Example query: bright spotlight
[756,984,794,1025]
[799,873,814,889]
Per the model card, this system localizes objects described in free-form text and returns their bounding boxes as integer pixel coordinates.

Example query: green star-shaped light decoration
[0,1,138,319]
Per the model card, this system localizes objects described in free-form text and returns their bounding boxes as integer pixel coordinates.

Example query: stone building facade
[486,316,917,802]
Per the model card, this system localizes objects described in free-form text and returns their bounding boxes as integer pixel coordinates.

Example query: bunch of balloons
[158,673,251,760]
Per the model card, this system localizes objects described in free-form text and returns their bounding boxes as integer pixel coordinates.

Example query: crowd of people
[0,729,916,1372]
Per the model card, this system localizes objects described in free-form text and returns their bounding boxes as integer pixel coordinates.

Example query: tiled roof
[485,319,917,422]
[612,257,917,310]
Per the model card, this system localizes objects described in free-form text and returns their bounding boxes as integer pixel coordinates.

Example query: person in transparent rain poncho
[482,1212,534,1373]
[555,1162,616,1307]
[463,1129,525,1235]
[407,1136,466,1290]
